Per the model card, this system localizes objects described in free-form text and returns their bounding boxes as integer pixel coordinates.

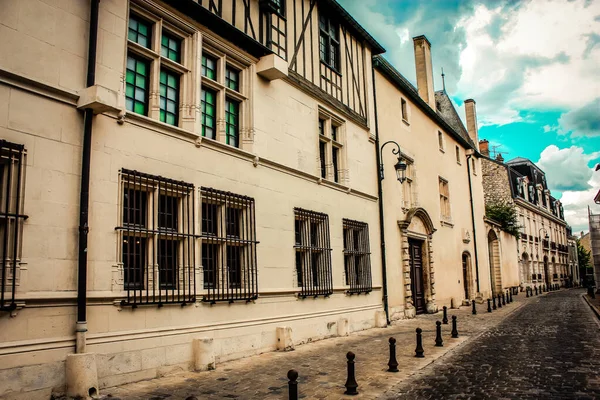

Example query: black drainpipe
[76,0,100,353]
[466,154,480,293]
[371,63,390,325]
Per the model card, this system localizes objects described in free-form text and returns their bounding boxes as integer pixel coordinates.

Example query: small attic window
[436,101,441,111]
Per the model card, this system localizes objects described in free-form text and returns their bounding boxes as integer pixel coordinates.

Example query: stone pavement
[382,288,600,399]
[99,292,530,400]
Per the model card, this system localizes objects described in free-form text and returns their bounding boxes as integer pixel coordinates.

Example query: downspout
[466,153,480,293]
[371,62,390,325]
[76,0,100,354]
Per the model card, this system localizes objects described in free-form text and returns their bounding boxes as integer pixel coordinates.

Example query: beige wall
[0,0,385,397]
[373,70,492,319]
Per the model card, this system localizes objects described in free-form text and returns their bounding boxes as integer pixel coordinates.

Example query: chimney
[464,99,479,144]
[413,35,435,109]
[479,139,489,157]
[496,153,504,162]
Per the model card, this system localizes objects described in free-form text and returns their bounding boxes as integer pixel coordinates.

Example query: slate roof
[434,90,475,148]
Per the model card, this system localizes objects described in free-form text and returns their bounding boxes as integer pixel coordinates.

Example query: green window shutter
[125,55,149,116]
[225,98,240,148]
[161,32,181,63]
[128,15,151,48]
[201,89,217,139]
[159,69,179,126]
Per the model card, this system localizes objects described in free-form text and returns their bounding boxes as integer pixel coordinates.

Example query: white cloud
[560,170,600,234]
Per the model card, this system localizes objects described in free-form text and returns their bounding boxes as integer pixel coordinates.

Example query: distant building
[479,143,570,289]
[589,209,600,291]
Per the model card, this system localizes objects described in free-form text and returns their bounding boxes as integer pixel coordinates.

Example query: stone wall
[481,157,513,207]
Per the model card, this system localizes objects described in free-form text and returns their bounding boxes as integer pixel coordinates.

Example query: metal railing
[343,219,372,295]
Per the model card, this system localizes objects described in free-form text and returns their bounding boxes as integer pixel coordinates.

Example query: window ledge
[440,220,454,228]
[320,61,342,77]
[402,118,410,126]
[439,148,445,153]
[125,112,200,141]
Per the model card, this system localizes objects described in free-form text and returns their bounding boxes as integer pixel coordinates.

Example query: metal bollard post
[287,370,298,400]
[502,292,506,306]
[472,300,477,315]
[442,306,448,324]
[493,296,497,309]
[451,316,458,338]
[535,286,538,295]
[435,321,443,347]
[487,298,492,312]
[344,352,358,396]
[387,338,399,373]
[415,328,424,358]
[506,290,510,304]
[497,294,502,308]
[509,291,513,303]
[526,287,530,297]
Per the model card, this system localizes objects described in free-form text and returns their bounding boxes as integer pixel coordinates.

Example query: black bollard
[509,291,513,303]
[472,300,477,315]
[487,298,492,312]
[344,352,358,395]
[451,316,459,338]
[415,328,424,358]
[535,286,538,295]
[502,292,506,306]
[442,306,448,324]
[526,287,530,297]
[497,294,502,308]
[435,321,443,347]
[287,370,298,400]
[493,295,497,309]
[387,338,399,373]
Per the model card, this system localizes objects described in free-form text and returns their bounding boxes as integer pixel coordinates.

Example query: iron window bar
[0,141,27,313]
[200,187,258,304]
[116,169,196,308]
[294,208,333,298]
[342,219,372,295]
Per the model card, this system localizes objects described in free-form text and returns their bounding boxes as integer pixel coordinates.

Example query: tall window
[343,219,372,294]
[455,146,461,164]
[201,50,247,149]
[126,12,190,126]
[317,114,345,183]
[402,160,416,209]
[117,169,196,307]
[318,12,340,70]
[294,208,333,298]
[439,177,451,221]
[200,187,258,303]
[0,141,26,312]
[472,158,477,175]
[401,98,408,122]
[438,131,444,151]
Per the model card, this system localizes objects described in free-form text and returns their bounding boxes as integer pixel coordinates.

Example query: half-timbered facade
[0,0,387,397]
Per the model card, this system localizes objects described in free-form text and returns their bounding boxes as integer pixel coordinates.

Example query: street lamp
[379,140,407,183]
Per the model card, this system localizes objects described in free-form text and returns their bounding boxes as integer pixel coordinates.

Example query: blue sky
[338,0,600,233]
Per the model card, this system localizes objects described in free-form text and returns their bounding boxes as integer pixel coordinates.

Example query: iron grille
[294,208,333,298]
[0,141,27,312]
[343,219,372,294]
[200,187,258,303]
[116,169,196,307]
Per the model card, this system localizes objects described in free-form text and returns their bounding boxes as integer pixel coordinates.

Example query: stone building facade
[480,143,570,290]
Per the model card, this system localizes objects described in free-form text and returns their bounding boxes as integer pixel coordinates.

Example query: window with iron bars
[116,169,196,307]
[200,187,258,303]
[0,141,27,312]
[343,219,372,294]
[294,208,333,298]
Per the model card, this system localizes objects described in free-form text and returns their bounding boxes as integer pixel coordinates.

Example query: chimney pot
[464,99,479,145]
[479,139,490,157]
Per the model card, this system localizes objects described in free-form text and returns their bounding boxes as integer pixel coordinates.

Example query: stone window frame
[317,108,347,185]
[471,158,477,175]
[126,4,198,129]
[401,155,418,210]
[438,176,452,223]
[438,131,445,153]
[401,98,409,124]
[455,145,461,165]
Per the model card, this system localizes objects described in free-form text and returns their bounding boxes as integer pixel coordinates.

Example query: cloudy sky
[338,0,600,233]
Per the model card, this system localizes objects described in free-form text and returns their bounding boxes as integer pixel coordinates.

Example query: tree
[485,202,521,239]
[577,239,593,285]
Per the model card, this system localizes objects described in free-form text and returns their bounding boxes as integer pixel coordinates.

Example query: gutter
[76,0,99,354]
[371,64,390,325]
[466,152,481,293]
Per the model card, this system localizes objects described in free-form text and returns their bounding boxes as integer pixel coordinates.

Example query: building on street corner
[479,143,570,291]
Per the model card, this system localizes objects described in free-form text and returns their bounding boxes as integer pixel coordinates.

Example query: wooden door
[409,239,426,314]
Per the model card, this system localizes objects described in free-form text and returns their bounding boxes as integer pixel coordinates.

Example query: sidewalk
[583,292,600,320]
[99,293,536,400]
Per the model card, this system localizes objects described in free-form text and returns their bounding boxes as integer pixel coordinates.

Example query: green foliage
[485,202,521,239]
[577,239,593,283]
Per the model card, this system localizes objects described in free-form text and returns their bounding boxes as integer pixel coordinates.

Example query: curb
[582,294,600,321]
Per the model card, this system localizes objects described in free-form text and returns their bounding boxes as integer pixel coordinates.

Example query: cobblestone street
[98,290,538,400]
[382,289,600,399]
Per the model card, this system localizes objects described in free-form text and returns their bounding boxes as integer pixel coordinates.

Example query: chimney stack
[464,99,479,144]
[479,139,489,157]
[413,35,435,109]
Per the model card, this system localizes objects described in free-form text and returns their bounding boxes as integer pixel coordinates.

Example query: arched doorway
[398,207,437,317]
[521,252,530,284]
[462,252,473,300]
[488,230,502,296]
[544,256,550,287]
